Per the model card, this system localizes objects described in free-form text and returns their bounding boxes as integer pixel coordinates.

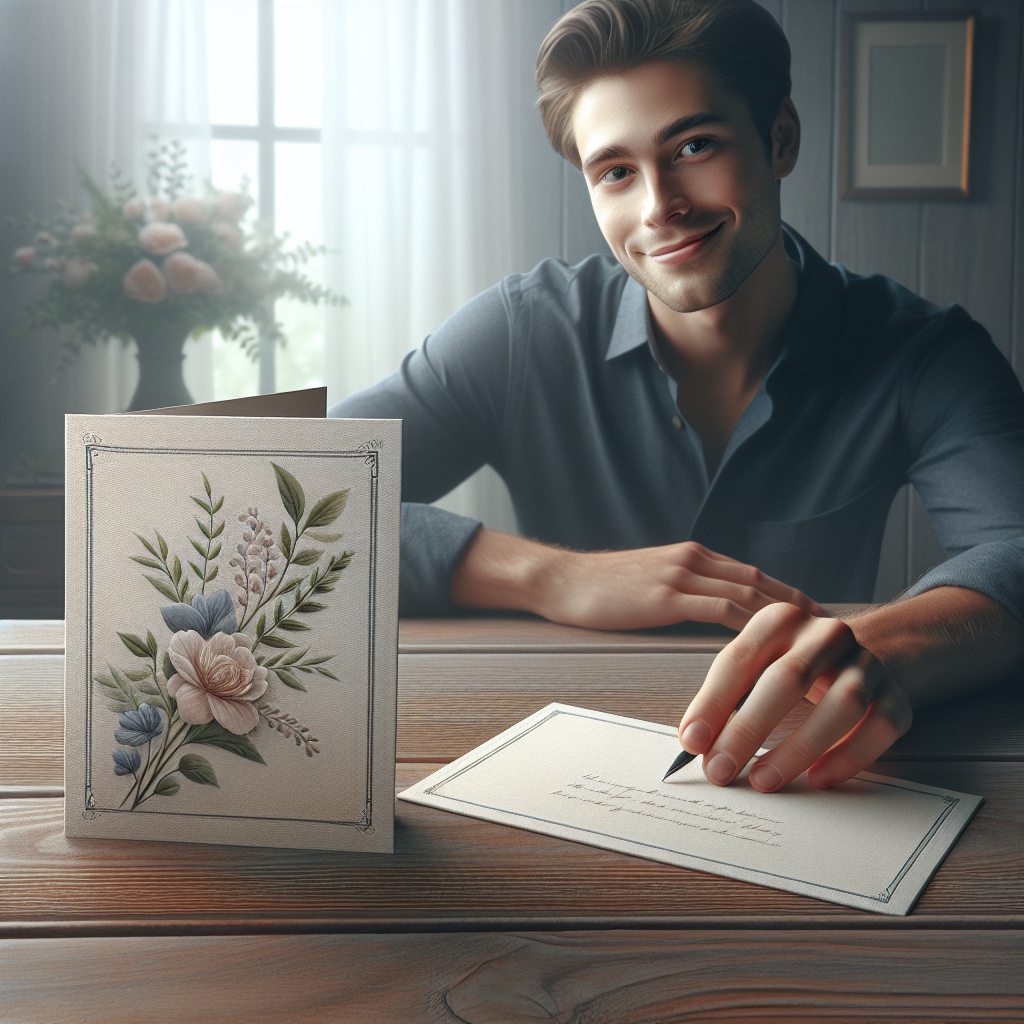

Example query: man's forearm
[842,586,1024,711]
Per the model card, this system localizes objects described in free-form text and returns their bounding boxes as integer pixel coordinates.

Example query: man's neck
[646,232,799,476]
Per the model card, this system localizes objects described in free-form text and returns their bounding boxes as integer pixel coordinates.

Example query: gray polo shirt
[332,227,1024,622]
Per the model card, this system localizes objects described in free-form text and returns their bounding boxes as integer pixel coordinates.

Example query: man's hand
[678,587,1024,792]
[451,528,821,630]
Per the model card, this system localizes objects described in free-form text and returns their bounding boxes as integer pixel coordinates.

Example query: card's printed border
[424,708,959,905]
[82,443,380,830]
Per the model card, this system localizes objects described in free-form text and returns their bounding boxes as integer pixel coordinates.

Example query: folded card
[400,703,983,914]
[64,410,400,853]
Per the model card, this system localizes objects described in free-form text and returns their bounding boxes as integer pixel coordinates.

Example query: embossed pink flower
[138,221,187,256]
[166,630,268,735]
[163,251,221,295]
[123,258,166,302]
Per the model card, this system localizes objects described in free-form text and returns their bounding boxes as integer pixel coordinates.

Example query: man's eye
[600,166,633,184]
[682,138,713,157]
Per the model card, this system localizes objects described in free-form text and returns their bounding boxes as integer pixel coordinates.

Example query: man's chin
[632,270,732,314]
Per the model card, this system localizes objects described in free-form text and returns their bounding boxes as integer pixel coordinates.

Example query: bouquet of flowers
[9,140,336,364]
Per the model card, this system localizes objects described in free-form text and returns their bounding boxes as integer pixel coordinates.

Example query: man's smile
[645,223,724,265]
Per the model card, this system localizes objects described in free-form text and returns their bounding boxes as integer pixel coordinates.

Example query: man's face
[572,60,792,313]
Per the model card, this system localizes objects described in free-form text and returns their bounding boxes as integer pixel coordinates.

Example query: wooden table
[0,616,1020,1021]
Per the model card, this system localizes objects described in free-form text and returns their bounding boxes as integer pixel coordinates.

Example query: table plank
[0,762,1018,935]
[0,931,1019,1023]
[0,619,63,655]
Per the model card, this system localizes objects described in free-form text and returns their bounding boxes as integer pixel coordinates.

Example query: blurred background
[0,0,1021,616]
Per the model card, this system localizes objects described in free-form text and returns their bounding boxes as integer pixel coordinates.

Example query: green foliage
[178,753,219,787]
[154,776,181,797]
[185,722,266,764]
[272,463,305,523]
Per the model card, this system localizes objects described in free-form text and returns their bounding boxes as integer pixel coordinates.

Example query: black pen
[662,690,751,781]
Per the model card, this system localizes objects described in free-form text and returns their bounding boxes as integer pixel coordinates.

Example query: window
[206,0,324,398]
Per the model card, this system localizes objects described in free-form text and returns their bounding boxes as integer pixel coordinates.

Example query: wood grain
[0,930,1019,1024]
[0,655,63,787]
[0,762,1018,935]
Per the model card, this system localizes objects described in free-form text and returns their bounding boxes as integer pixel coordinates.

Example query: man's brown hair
[536,0,791,168]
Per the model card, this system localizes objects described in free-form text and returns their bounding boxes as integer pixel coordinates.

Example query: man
[332,0,1023,794]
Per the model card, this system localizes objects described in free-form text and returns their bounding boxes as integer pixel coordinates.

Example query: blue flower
[112,747,142,776]
[160,589,237,640]
[114,703,164,746]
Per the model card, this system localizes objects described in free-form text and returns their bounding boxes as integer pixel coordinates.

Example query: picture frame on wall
[839,12,975,200]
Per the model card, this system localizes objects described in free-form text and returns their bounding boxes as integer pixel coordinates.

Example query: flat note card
[400,704,982,914]
[65,413,400,853]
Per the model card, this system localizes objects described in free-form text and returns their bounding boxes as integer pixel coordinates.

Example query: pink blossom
[212,222,243,250]
[71,224,97,244]
[123,198,145,220]
[63,256,98,288]
[138,221,187,256]
[148,199,172,221]
[12,247,35,267]
[166,630,268,735]
[163,251,221,295]
[215,191,252,222]
[123,259,166,303]
[173,196,206,223]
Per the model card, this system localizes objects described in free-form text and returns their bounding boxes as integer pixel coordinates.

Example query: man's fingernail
[681,721,711,752]
[750,763,782,792]
[705,752,736,785]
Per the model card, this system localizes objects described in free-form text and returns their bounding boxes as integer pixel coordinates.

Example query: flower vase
[127,325,194,411]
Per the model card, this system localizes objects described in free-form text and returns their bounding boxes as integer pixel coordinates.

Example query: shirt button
[671,416,683,429]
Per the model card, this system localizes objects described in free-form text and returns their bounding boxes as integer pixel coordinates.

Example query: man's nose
[641,170,689,228]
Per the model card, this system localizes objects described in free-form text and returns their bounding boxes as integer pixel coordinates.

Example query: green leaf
[206,566,219,583]
[171,556,182,585]
[137,682,161,696]
[304,489,350,530]
[188,560,205,579]
[304,529,343,544]
[202,472,212,498]
[277,620,311,632]
[282,647,308,665]
[124,668,152,681]
[155,532,169,559]
[274,598,283,623]
[315,668,340,681]
[263,654,283,668]
[191,496,213,516]
[272,462,305,524]
[298,601,327,614]
[186,722,266,764]
[292,549,323,567]
[146,631,158,658]
[274,668,307,691]
[196,518,212,540]
[162,652,175,681]
[302,655,334,666]
[154,776,181,796]
[212,496,224,514]
[279,521,292,559]
[135,533,159,558]
[180,579,191,602]
[260,634,297,649]
[178,753,219,787]
[118,631,151,659]
[190,538,208,559]
[256,612,267,637]
[209,543,221,560]
[278,579,301,595]
[211,520,225,538]
[130,555,165,571]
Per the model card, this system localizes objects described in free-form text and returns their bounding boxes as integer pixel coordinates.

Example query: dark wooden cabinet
[0,489,63,619]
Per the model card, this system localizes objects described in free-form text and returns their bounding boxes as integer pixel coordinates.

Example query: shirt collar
[604,225,844,384]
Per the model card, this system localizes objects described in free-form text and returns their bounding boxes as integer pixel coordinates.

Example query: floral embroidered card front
[64,414,400,853]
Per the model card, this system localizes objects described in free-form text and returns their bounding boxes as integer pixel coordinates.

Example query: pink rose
[163,251,222,295]
[148,199,172,221]
[215,191,252,222]
[64,256,98,288]
[138,221,187,256]
[123,198,145,220]
[173,196,207,223]
[71,223,98,244]
[167,630,269,735]
[12,247,35,267]
[123,259,166,302]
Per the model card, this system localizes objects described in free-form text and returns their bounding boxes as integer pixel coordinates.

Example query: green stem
[132,718,190,808]
[135,768,182,808]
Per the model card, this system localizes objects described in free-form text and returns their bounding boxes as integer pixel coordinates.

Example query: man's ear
[771,97,800,180]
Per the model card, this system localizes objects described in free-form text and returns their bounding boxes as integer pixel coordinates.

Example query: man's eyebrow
[581,112,728,175]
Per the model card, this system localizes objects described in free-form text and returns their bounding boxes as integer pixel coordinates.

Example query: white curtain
[0,0,211,466]
[322,0,564,532]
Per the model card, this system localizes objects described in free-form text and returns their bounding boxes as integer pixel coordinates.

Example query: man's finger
[806,688,914,789]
